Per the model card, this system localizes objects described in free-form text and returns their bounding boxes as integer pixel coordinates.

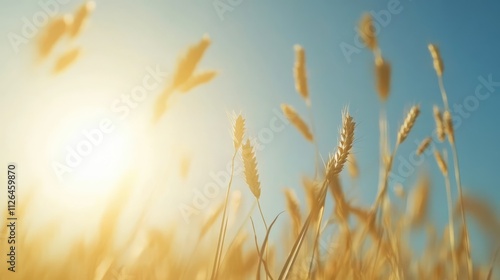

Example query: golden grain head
[434,148,448,175]
[409,175,430,226]
[293,45,310,103]
[69,1,95,38]
[281,104,314,142]
[397,105,420,145]
[54,48,81,73]
[443,110,455,144]
[172,35,211,89]
[242,139,261,199]
[375,57,391,102]
[359,13,377,51]
[416,137,432,156]
[428,44,444,77]
[433,105,446,142]
[38,15,72,58]
[327,110,355,178]
[233,114,246,150]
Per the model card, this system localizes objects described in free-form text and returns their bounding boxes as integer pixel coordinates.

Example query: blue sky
[1,0,499,263]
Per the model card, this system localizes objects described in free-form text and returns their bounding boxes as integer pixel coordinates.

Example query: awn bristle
[293,45,310,104]
[397,105,420,145]
[172,35,211,89]
[242,139,261,199]
[375,57,391,101]
[281,104,314,142]
[433,106,445,142]
[178,71,217,93]
[416,137,432,156]
[443,111,455,144]
[434,149,448,175]
[326,110,355,179]
[69,1,95,38]
[359,13,377,51]
[233,114,246,150]
[428,44,444,77]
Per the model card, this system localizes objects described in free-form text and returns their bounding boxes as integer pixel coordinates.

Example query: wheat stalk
[172,34,211,89]
[359,13,377,51]
[326,110,355,179]
[178,71,217,93]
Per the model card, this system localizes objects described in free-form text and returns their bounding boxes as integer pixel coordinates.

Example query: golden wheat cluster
[2,5,500,280]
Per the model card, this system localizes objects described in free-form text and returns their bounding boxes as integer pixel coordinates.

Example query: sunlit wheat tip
[443,110,455,144]
[397,105,420,145]
[433,105,445,142]
[281,104,314,142]
[359,13,377,51]
[293,45,310,104]
[428,44,444,77]
[327,110,355,178]
[416,137,432,156]
[54,48,81,73]
[242,139,261,199]
[284,188,301,233]
[172,35,211,89]
[233,114,246,150]
[434,148,448,175]
[375,57,391,102]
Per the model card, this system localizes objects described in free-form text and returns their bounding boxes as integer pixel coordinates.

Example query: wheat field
[0,1,499,280]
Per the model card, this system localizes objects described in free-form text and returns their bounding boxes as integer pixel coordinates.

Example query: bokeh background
[0,0,499,273]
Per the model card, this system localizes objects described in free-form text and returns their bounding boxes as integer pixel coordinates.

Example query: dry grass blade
[428,44,444,77]
[281,104,314,142]
[293,45,310,104]
[53,48,80,73]
[242,139,261,199]
[487,248,499,280]
[397,105,420,145]
[359,13,377,51]
[233,114,246,150]
[433,106,445,142]
[375,57,391,101]
[172,35,211,89]
[69,1,95,38]
[256,212,284,280]
[178,71,217,93]
[416,137,432,156]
